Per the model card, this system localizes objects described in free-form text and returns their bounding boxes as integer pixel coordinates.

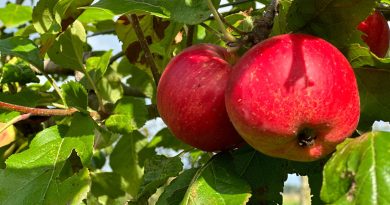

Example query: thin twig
[200,23,224,39]
[128,14,160,86]
[38,37,67,106]
[44,73,67,106]
[206,0,237,42]
[218,13,248,35]
[122,83,147,98]
[87,29,116,38]
[109,51,124,65]
[0,101,78,116]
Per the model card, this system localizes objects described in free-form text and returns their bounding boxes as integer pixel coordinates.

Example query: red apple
[357,10,390,57]
[157,44,243,151]
[225,34,360,161]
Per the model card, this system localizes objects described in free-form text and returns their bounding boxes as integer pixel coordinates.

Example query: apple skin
[157,44,243,151]
[357,10,390,57]
[225,34,360,161]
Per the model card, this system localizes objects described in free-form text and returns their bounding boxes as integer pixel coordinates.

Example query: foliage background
[0,0,389,204]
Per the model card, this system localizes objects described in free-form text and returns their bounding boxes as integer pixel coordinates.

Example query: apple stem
[0,101,78,116]
[128,14,161,86]
[297,127,316,147]
[186,25,195,47]
[206,0,237,43]
[0,113,31,135]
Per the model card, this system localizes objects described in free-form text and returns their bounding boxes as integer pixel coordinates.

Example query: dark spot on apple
[297,127,316,147]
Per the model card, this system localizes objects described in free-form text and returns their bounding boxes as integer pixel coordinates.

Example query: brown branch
[0,101,78,116]
[129,14,160,86]
[250,0,279,44]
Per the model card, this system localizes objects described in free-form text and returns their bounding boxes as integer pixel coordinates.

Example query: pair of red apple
[157,11,388,162]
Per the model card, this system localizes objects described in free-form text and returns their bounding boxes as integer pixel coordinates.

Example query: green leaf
[157,168,198,205]
[93,126,120,149]
[110,132,146,196]
[180,153,251,205]
[0,37,43,70]
[96,67,124,102]
[0,3,32,27]
[0,58,39,84]
[138,155,183,198]
[354,68,390,131]
[105,97,148,134]
[61,81,88,111]
[347,44,390,69]
[91,0,220,25]
[164,0,221,25]
[117,58,155,98]
[0,114,94,205]
[280,0,376,48]
[32,0,61,34]
[321,132,390,204]
[0,89,40,107]
[232,146,287,204]
[149,21,183,61]
[45,168,91,204]
[0,111,20,123]
[153,128,192,151]
[78,8,115,24]
[54,0,94,21]
[115,14,155,57]
[86,50,113,83]
[91,172,125,198]
[30,125,68,147]
[47,21,86,70]
[32,0,93,34]
[89,0,169,17]
[270,0,293,36]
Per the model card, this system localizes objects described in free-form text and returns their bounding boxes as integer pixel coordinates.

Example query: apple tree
[0,0,389,204]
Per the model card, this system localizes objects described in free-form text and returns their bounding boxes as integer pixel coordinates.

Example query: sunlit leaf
[0,37,43,70]
[47,21,86,71]
[181,153,251,205]
[110,132,146,196]
[0,3,32,28]
[321,132,390,204]
[0,114,94,205]
[61,81,88,111]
